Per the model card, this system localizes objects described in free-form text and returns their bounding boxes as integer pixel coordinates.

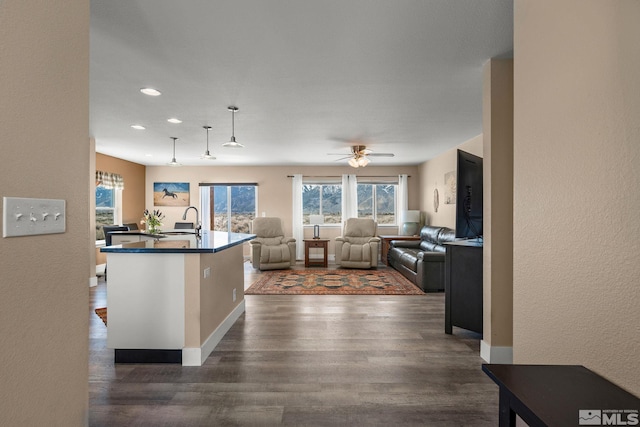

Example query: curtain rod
[286,175,410,179]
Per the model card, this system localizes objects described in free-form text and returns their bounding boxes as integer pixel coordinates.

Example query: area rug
[94,307,107,326]
[245,269,424,295]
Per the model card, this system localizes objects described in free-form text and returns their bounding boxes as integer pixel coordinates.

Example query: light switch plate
[3,197,66,237]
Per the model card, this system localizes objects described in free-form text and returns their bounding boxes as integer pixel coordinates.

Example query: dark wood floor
[89,262,499,426]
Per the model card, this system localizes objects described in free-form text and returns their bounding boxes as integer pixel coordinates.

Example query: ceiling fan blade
[367,153,395,157]
[333,156,352,161]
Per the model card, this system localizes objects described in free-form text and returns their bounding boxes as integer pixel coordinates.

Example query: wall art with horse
[153,182,190,207]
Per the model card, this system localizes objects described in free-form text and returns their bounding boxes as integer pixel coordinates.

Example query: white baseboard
[89,276,98,287]
[480,340,513,364]
[182,300,246,366]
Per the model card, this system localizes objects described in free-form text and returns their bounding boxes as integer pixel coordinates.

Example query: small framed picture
[444,171,456,204]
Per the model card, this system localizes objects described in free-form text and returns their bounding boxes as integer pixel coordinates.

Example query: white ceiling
[90,1,513,167]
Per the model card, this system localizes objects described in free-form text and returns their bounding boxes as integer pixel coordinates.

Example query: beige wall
[482,58,514,358]
[146,165,420,256]
[199,247,245,343]
[0,0,90,424]
[95,154,146,267]
[418,136,483,228]
[90,138,97,281]
[96,153,146,225]
[514,0,640,393]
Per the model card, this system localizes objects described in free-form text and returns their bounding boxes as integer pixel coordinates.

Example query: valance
[96,171,124,189]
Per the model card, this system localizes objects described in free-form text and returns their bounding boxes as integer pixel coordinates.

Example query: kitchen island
[101,230,255,366]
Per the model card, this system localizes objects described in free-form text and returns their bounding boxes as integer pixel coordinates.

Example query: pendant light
[167,137,181,166]
[223,106,244,148]
[201,126,216,160]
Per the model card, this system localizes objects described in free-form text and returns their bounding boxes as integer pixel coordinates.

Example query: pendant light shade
[167,137,181,166]
[223,106,244,148]
[201,126,216,160]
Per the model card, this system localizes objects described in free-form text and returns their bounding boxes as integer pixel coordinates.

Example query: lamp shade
[403,210,420,223]
[309,215,323,225]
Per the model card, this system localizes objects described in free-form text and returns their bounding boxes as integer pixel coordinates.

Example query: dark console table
[444,240,483,334]
[483,364,640,427]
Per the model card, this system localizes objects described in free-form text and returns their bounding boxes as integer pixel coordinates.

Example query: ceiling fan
[328,145,395,168]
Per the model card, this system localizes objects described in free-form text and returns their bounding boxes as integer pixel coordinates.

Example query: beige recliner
[335,218,381,269]
[249,217,296,270]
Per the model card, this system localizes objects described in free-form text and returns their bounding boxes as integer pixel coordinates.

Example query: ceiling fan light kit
[348,156,370,168]
[333,144,393,168]
[223,106,244,148]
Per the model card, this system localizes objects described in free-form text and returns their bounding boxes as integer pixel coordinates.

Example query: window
[302,184,341,224]
[95,186,122,240]
[357,183,397,225]
[95,171,124,241]
[200,184,257,233]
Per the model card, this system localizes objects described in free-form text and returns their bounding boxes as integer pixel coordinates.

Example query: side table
[378,235,421,265]
[304,239,329,268]
[482,364,640,427]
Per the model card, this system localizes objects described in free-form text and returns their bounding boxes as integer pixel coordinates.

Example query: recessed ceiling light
[130,124,146,130]
[167,118,182,124]
[140,87,161,96]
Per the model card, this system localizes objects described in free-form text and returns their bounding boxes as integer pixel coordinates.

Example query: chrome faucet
[182,206,201,237]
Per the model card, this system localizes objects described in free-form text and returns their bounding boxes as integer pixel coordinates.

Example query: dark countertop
[444,239,483,247]
[100,230,256,254]
[103,230,165,237]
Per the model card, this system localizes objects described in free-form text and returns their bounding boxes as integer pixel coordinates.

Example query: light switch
[3,197,66,237]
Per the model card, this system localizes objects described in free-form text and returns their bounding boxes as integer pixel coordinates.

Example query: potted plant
[141,209,164,234]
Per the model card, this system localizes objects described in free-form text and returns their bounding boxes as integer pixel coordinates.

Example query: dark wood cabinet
[444,240,483,334]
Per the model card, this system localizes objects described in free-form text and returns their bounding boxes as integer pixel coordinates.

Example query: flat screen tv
[455,149,483,239]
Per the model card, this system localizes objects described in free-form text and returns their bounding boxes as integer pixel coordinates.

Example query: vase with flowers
[142,209,164,235]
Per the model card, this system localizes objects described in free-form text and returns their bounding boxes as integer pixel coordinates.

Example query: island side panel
[200,244,245,344]
[106,253,185,349]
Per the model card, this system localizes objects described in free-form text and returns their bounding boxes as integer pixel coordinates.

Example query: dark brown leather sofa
[387,225,456,292]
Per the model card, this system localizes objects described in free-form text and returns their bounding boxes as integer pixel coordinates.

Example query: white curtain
[291,174,304,260]
[397,174,409,226]
[341,174,358,220]
[199,186,210,231]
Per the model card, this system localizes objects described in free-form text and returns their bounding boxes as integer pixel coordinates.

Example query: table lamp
[309,214,323,239]
[401,210,421,236]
